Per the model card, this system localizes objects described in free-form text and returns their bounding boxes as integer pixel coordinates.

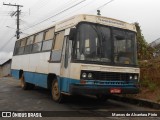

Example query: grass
[136,58,160,102]
[140,76,157,92]
[157,95,160,103]
[148,83,157,92]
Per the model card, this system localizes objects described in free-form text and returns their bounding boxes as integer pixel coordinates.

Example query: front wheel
[51,79,64,103]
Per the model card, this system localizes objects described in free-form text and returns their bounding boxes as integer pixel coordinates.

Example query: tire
[20,73,29,90]
[28,83,35,90]
[51,79,64,103]
[96,94,108,102]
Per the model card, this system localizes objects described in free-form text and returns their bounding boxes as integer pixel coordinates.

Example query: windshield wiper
[90,25,104,58]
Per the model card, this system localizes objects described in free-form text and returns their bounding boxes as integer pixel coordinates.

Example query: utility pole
[97,10,101,16]
[3,3,23,39]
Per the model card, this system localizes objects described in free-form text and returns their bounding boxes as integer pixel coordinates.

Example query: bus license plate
[110,88,121,93]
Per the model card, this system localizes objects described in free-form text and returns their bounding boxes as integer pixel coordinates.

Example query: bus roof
[17,14,136,41]
[55,14,136,32]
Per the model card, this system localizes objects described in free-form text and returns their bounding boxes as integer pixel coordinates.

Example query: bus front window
[74,23,137,66]
[113,29,137,65]
[75,23,111,63]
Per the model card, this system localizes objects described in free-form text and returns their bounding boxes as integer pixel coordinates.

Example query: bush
[140,77,157,92]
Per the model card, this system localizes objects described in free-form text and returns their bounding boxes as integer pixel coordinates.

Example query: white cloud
[0,51,13,64]
[0,0,160,55]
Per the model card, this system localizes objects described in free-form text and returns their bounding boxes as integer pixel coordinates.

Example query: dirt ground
[131,87,160,103]
[131,58,160,103]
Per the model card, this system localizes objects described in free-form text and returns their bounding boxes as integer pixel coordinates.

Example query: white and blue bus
[11,14,140,102]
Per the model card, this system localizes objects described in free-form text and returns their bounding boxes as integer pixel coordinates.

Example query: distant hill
[149,38,160,57]
[150,38,160,47]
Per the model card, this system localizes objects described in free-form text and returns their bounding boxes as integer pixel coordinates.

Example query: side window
[14,38,26,55]
[45,28,54,40]
[24,36,34,54]
[32,32,44,53]
[13,40,21,55]
[42,28,55,51]
[34,32,44,43]
[26,36,34,45]
[53,31,65,50]
[50,31,65,62]
[20,38,27,47]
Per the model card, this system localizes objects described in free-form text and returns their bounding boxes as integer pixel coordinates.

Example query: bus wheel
[28,83,35,89]
[96,94,108,102]
[20,74,28,90]
[51,80,63,103]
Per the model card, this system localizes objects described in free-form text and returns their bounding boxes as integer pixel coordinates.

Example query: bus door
[60,28,72,92]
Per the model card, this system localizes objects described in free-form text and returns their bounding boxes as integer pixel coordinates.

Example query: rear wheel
[20,74,28,90]
[20,73,35,90]
[51,79,64,103]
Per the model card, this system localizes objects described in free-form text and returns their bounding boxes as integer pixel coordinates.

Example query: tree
[135,22,154,60]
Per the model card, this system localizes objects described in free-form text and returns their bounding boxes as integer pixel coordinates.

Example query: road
[0,77,159,120]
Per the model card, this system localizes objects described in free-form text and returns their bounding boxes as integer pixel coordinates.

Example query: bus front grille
[98,72,134,81]
[81,70,138,81]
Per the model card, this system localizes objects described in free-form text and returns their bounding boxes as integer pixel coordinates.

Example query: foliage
[140,74,157,92]
[135,22,155,60]
[157,95,160,103]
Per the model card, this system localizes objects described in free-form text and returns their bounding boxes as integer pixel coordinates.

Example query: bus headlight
[129,75,133,80]
[134,75,138,80]
[88,73,93,79]
[82,73,87,78]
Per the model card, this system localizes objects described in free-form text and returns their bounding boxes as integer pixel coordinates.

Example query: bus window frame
[24,35,35,54]
[13,40,21,56]
[14,39,26,55]
[13,28,56,56]
[31,31,44,53]
[71,22,138,67]
[49,30,65,63]
[41,27,55,52]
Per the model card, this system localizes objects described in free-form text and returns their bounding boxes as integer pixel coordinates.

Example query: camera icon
[2,112,11,117]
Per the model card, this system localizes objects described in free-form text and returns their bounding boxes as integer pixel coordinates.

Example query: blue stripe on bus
[59,77,79,92]
[11,69,136,93]
[24,71,48,88]
[11,69,19,79]
[11,69,79,92]
[79,80,136,86]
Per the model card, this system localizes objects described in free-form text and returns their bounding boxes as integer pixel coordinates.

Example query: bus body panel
[68,63,139,95]
[48,63,61,75]
[24,71,48,88]
[11,69,19,79]
[11,14,140,97]
[28,52,50,73]
[11,52,51,74]
[55,14,136,32]
[59,77,78,93]
[69,63,140,80]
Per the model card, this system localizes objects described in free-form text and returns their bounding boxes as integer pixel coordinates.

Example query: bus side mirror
[69,28,76,40]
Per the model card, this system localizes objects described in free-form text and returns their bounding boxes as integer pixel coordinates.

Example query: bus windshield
[74,23,137,65]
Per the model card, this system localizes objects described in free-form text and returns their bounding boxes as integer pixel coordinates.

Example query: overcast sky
[0,0,160,64]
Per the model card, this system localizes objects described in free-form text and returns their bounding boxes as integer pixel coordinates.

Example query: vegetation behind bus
[135,22,155,60]
[129,22,160,103]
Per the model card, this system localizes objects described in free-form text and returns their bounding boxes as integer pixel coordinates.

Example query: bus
[11,14,140,103]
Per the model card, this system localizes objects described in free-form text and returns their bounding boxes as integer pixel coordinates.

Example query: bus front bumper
[69,84,139,95]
